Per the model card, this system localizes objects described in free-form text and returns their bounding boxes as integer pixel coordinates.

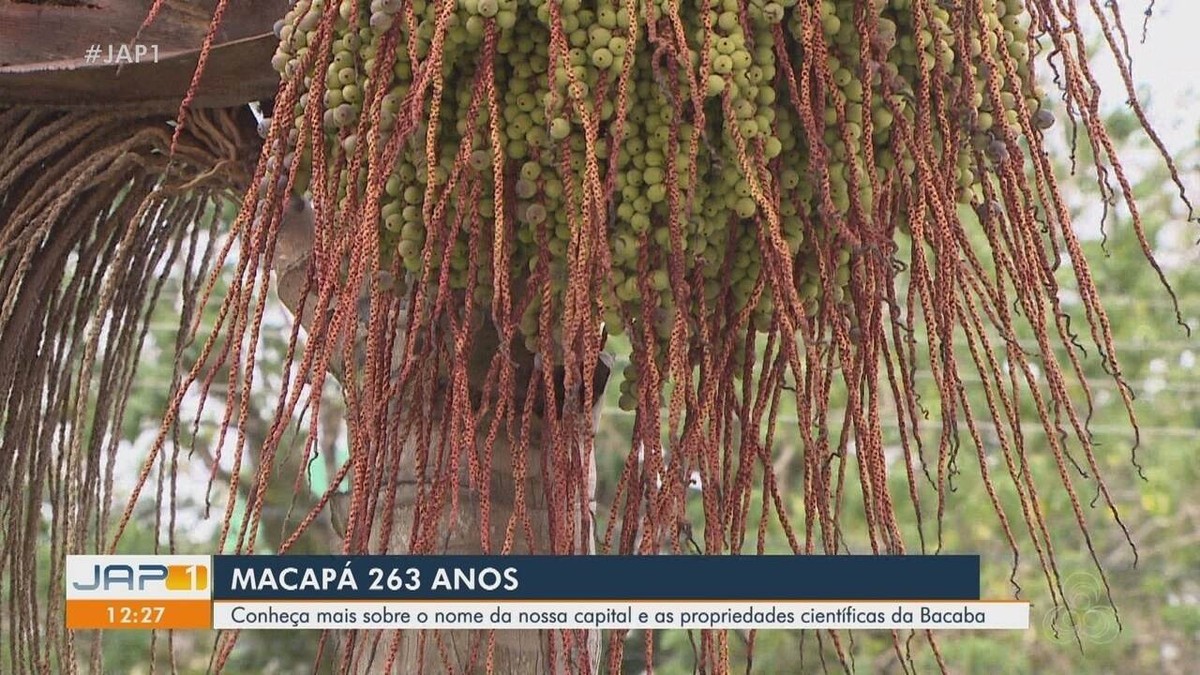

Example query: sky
[1085,1,1198,152]
[1058,2,1200,252]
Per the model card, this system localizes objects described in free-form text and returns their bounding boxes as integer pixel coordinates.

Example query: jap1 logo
[72,563,208,592]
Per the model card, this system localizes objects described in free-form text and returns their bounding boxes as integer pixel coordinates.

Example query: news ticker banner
[66,555,1028,631]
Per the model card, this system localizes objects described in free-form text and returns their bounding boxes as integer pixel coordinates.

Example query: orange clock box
[66,599,212,630]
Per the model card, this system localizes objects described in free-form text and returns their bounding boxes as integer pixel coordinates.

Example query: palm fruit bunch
[267,0,1051,410]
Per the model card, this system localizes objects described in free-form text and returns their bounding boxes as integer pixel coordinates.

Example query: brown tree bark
[273,198,605,674]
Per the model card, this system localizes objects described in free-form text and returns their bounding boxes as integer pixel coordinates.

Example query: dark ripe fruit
[978,199,1004,219]
[986,138,1010,164]
[873,17,898,52]
[525,203,548,224]
[1033,108,1055,130]
[370,12,393,31]
[332,104,356,127]
[516,179,538,199]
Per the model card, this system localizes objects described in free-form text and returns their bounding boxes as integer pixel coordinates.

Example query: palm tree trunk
[274,198,604,674]
[347,408,601,673]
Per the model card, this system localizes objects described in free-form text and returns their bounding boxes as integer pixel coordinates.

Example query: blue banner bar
[212,556,980,601]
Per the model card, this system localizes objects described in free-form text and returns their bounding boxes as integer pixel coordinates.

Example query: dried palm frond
[0,104,260,674]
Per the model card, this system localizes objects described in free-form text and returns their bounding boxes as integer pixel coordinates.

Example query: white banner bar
[213,601,1028,630]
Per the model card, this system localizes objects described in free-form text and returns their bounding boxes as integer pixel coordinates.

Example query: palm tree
[1,1,1191,673]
